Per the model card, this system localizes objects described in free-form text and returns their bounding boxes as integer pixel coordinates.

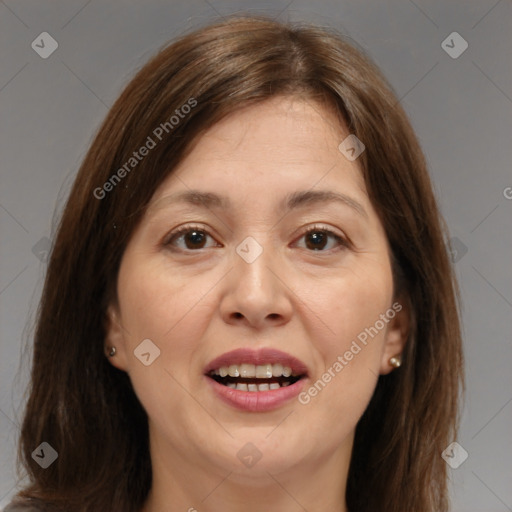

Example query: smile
[209,363,303,390]
[204,348,309,411]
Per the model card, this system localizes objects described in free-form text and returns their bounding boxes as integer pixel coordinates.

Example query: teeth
[228,365,239,377]
[214,363,295,378]
[272,363,283,377]
[239,364,256,378]
[223,380,292,391]
[255,364,273,378]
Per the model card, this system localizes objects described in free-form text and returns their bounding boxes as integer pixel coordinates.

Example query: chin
[202,428,310,478]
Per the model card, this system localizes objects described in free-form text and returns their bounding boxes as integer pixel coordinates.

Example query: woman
[6,14,464,512]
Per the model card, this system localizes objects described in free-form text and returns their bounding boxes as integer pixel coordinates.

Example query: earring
[389,355,402,368]
[108,346,116,357]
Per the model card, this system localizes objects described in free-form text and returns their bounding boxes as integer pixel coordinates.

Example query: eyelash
[164,224,349,253]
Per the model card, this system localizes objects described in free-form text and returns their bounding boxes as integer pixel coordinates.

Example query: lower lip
[205,376,306,412]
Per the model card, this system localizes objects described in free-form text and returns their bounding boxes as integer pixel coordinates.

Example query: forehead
[151,96,367,205]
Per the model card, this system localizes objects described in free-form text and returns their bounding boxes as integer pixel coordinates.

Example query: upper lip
[204,347,309,376]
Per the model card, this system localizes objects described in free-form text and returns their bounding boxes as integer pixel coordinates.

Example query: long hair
[12,15,464,512]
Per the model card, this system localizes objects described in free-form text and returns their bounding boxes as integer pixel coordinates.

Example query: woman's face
[107,96,408,483]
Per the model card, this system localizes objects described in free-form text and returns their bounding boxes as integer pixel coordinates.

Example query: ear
[379,298,410,375]
[104,303,130,372]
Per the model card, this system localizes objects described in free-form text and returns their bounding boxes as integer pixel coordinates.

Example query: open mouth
[207,363,305,391]
[204,350,309,411]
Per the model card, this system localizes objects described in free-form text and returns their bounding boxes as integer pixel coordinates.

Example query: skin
[106,95,409,512]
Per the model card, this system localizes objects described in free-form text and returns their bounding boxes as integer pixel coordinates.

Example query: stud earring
[108,346,116,357]
[389,355,402,368]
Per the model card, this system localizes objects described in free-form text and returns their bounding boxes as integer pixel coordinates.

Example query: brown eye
[182,229,207,249]
[296,226,347,252]
[165,226,218,251]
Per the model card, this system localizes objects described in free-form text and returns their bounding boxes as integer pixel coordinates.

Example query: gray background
[1,1,511,510]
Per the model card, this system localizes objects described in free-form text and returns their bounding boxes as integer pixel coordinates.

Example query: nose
[219,239,293,330]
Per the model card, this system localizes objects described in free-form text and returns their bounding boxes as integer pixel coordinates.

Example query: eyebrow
[152,189,368,219]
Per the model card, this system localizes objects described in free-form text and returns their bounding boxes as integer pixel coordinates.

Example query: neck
[141,425,353,512]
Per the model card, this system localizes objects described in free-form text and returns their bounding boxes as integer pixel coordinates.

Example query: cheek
[296,255,393,424]
[115,257,211,437]
[117,253,210,341]
[115,255,202,382]
[305,254,394,355]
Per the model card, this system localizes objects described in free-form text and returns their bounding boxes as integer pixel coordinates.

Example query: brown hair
[13,14,463,512]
